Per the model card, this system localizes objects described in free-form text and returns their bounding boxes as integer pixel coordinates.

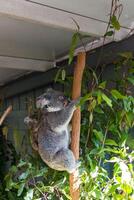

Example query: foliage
[3,158,70,200]
[1,2,134,198]
[1,50,133,200]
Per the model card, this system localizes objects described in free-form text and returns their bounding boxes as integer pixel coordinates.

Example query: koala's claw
[72,97,81,106]
[76,160,81,168]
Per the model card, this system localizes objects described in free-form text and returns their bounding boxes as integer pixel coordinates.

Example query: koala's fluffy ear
[46,88,53,92]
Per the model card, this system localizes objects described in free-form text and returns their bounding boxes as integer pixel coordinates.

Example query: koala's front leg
[24,116,39,151]
[48,98,80,130]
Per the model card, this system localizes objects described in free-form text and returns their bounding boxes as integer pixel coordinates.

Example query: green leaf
[2,126,8,140]
[104,30,114,37]
[108,184,120,194]
[118,51,133,59]
[101,93,112,107]
[61,69,66,81]
[111,15,120,30]
[79,93,91,105]
[94,107,104,114]
[88,99,96,111]
[24,189,33,200]
[93,71,98,84]
[7,191,16,200]
[17,160,27,168]
[68,32,79,64]
[98,81,106,89]
[93,129,104,142]
[105,139,118,146]
[18,171,29,180]
[17,182,25,196]
[127,77,134,85]
[111,89,125,99]
[54,68,62,82]
[97,90,102,104]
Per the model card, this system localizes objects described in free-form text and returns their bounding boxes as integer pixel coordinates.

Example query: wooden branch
[69,52,86,200]
[0,105,12,126]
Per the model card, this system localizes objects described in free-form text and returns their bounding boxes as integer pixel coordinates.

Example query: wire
[25,0,131,30]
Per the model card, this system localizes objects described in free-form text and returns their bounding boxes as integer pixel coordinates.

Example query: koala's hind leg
[51,149,76,173]
[24,116,39,151]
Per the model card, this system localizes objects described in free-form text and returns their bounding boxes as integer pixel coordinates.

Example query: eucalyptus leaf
[105,139,118,146]
[54,68,62,82]
[127,77,134,85]
[118,51,133,59]
[24,189,33,200]
[68,32,79,64]
[111,89,125,99]
[111,15,120,30]
[101,93,112,107]
[104,30,114,37]
[17,182,25,196]
[98,81,106,89]
[61,69,66,81]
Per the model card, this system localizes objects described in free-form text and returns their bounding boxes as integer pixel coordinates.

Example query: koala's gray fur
[24,88,79,173]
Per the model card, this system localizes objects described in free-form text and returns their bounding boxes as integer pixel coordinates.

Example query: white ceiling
[0,0,134,85]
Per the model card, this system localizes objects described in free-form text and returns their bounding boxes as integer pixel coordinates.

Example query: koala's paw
[24,116,33,124]
[76,160,81,168]
[71,97,81,108]
[68,160,81,173]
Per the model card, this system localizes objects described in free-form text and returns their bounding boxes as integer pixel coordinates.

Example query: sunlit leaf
[88,99,96,111]
[93,129,104,142]
[111,15,120,30]
[61,69,66,81]
[105,139,118,146]
[101,93,112,107]
[111,89,125,99]
[97,90,102,105]
[18,171,29,180]
[17,182,25,196]
[24,189,33,200]
[98,81,106,89]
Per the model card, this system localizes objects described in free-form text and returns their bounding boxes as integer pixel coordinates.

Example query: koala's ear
[46,88,53,92]
[58,95,64,100]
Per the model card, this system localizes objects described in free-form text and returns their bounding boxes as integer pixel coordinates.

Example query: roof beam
[0,55,53,71]
[0,0,108,36]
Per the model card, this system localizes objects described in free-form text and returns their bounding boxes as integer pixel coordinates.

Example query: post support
[69,52,86,200]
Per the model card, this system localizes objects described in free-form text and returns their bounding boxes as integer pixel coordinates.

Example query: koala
[24,88,79,173]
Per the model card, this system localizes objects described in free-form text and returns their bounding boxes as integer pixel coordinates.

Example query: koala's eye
[43,94,51,100]
[59,96,64,100]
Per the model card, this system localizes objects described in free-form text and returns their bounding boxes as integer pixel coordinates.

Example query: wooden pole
[69,52,86,200]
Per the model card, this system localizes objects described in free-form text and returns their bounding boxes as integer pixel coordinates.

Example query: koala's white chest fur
[54,124,70,147]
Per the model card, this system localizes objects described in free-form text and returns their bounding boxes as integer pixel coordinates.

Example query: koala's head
[36,88,69,112]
